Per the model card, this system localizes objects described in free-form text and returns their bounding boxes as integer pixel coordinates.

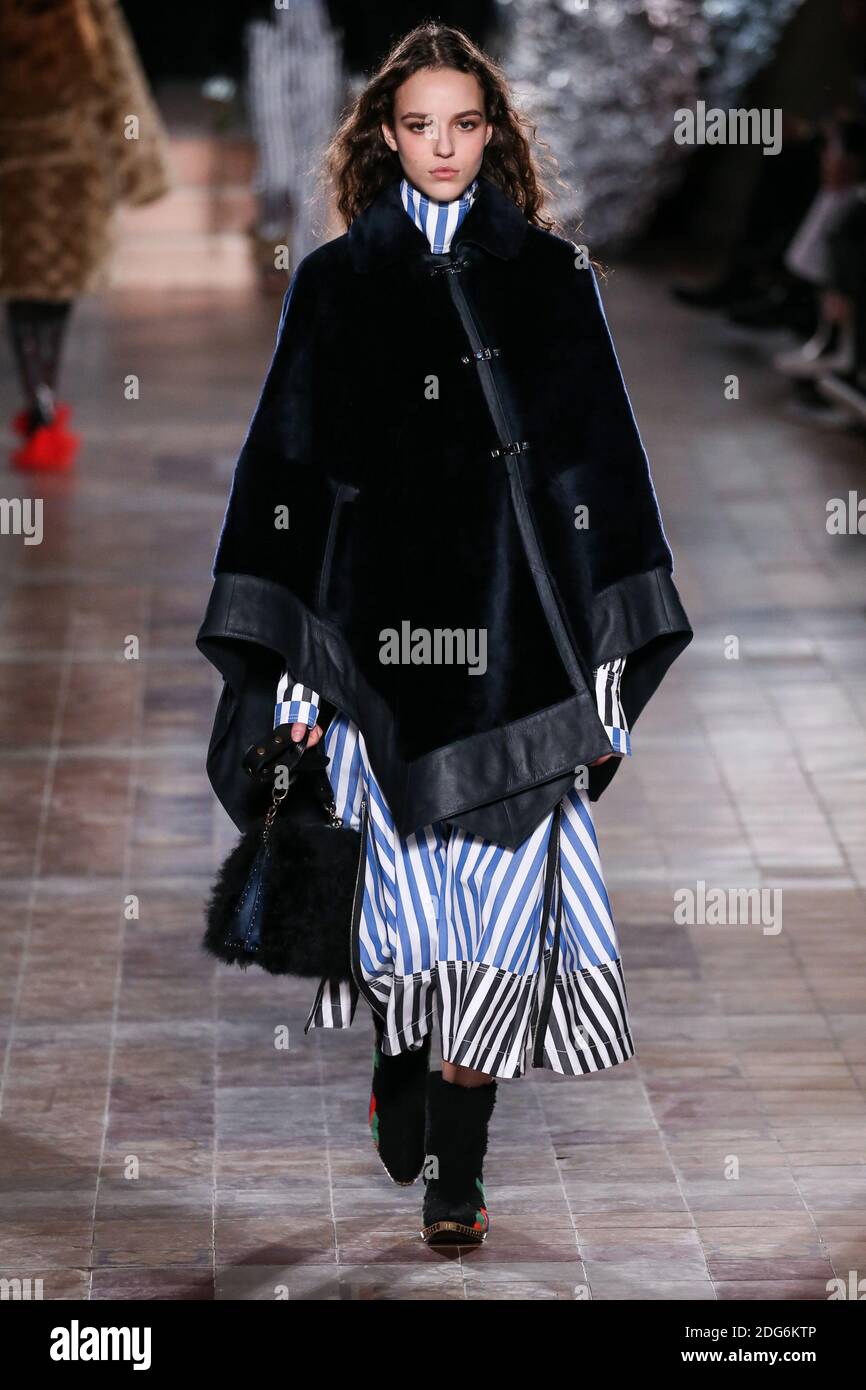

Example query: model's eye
[408,122,430,134]
[457,120,480,131]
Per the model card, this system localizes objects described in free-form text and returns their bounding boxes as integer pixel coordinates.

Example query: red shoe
[11,403,79,471]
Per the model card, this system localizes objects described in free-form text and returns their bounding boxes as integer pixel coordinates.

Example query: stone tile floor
[0,271,864,1299]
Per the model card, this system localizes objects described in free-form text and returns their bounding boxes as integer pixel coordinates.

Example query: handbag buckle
[490,440,530,459]
[244,724,309,783]
[461,347,500,364]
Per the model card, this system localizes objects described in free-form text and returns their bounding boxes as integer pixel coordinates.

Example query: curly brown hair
[324,22,562,232]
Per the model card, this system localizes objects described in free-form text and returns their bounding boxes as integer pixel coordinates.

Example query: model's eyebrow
[400,110,485,120]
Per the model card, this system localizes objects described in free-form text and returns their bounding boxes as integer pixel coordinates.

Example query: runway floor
[1,267,865,1300]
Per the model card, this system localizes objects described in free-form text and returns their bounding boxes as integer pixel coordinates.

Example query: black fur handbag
[202,725,361,979]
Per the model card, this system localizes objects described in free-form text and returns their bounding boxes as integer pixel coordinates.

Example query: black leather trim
[198,572,613,848]
[197,567,692,849]
[592,565,689,670]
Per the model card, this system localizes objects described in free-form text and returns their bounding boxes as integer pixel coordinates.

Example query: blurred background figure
[238,1,499,294]
[671,114,824,334]
[822,165,866,416]
[242,0,340,294]
[667,0,866,429]
[773,117,866,383]
[0,0,171,472]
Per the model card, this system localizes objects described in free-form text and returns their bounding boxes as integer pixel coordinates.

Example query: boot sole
[375,1155,421,1186]
[420,1220,487,1246]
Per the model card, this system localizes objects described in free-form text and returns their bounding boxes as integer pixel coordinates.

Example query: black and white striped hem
[303,956,634,1080]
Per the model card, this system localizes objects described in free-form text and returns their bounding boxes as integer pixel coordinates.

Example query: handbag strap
[258,729,343,838]
[244,723,310,781]
[531,803,564,1068]
[262,780,289,845]
[256,728,310,845]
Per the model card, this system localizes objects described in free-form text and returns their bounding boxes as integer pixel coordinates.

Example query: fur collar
[348,173,529,272]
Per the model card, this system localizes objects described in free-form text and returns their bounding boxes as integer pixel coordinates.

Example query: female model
[198,23,692,1247]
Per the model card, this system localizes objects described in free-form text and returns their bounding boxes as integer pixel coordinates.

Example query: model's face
[381,67,492,200]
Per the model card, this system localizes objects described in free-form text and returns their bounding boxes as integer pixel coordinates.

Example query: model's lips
[430,168,459,177]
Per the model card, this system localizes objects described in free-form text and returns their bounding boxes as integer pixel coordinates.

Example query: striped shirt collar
[399,176,479,254]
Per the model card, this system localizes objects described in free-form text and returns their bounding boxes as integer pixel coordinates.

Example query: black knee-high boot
[420,1069,498,1246]
[368,1011,431,1185]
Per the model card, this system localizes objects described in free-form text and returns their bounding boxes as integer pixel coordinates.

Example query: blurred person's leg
[6,299,80,472]
[827,195,866,367]
[724,135,823,334]
[736,136,824,276]
[244,0,340,294]
[774,124,866,380]
[817,196,866,420]
[7,300,71,421]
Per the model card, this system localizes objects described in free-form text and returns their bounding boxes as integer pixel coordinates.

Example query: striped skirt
[302,713,635,1081]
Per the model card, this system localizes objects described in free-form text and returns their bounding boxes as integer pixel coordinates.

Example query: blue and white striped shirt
[399,175,479,252]
[275,666,631,757]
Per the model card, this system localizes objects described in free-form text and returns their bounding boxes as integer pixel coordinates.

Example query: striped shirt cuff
[595,656,632,757]
[275,672,320,730]
[276,665,626,749]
